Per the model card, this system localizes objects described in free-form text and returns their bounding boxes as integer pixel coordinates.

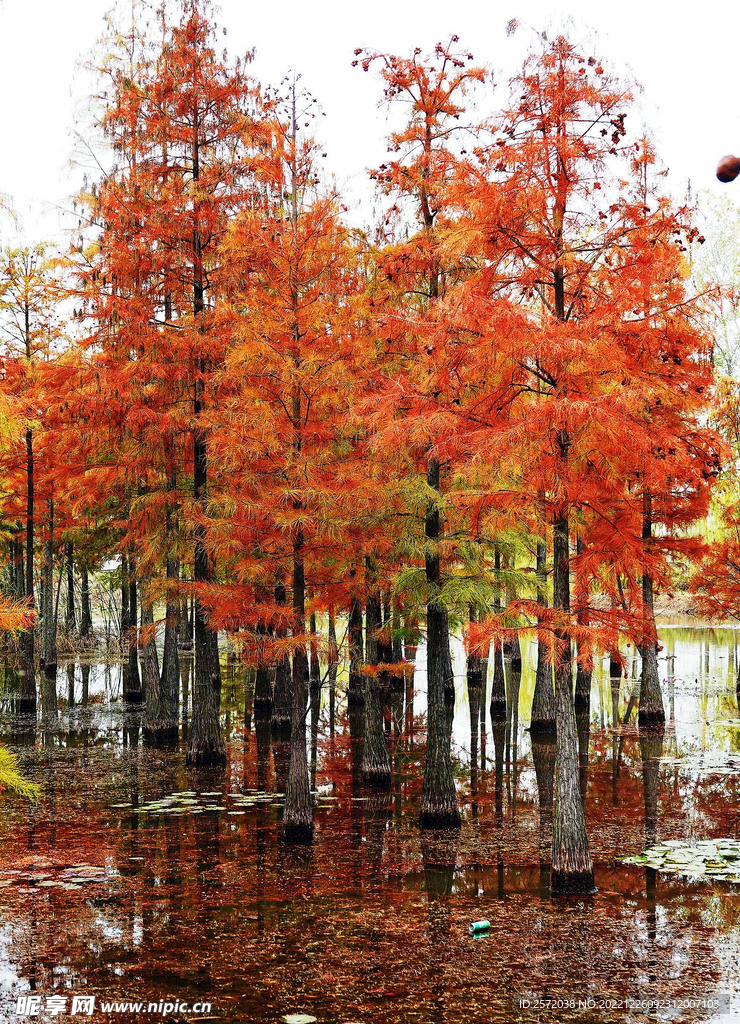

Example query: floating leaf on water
[623,839,740,882]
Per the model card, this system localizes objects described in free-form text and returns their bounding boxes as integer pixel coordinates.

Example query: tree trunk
[532,733,556,892]
[65,541,75,634]
[574,535,593,712]
[283,526,313,843]
[124,557,142,703]
[186,120,224,767]
[253,614,272,714]
[347,568,364,707]
[639,491,665,728]
[309,611,320,705]
[362,568,391,786]
[419,457,460,830]
[141,588,163,737]
[490,639,506,720]
[178,564,192,650]
[391,599,403,663]
[12,538,24,599]
[20,427,36,714]
[531,514,556,734]
[502,549,522,666]
[80,565,92,639]
[551,498,594,895]
[490,547,507,720]
[271,578,292,735]
[157,553,180,740]
[576,708,590,803]
[42,499,56,671]
[121,556,130,694]
[466,608,482,775]
[328,605,338,736]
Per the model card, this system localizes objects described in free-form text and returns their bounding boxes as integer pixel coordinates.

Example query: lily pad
[624,838,740,881]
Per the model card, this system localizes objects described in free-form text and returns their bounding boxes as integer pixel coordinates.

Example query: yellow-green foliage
[0,745,39,801]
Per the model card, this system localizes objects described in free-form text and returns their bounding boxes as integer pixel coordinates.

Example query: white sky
[0,0,737,245]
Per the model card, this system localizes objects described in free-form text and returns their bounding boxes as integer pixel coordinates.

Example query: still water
[0,627,740,1023]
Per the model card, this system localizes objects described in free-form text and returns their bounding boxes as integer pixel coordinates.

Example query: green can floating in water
[468,919,490,935]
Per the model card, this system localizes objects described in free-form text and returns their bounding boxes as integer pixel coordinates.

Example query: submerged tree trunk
[639,491,665,728]
[419,457,460,831]
[551,490,594,896]
[362,566,391,787]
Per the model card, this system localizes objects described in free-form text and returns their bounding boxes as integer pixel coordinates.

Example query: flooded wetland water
[2,626,740,1023]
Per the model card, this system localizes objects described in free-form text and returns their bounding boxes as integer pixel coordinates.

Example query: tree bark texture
[551,499,595,895]
[419,457,460,831]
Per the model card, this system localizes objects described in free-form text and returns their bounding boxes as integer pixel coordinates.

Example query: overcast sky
[0,0,737,244]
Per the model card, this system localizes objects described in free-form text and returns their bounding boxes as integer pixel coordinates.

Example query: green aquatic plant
[624,839,740,880]
[0,745,39,801]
